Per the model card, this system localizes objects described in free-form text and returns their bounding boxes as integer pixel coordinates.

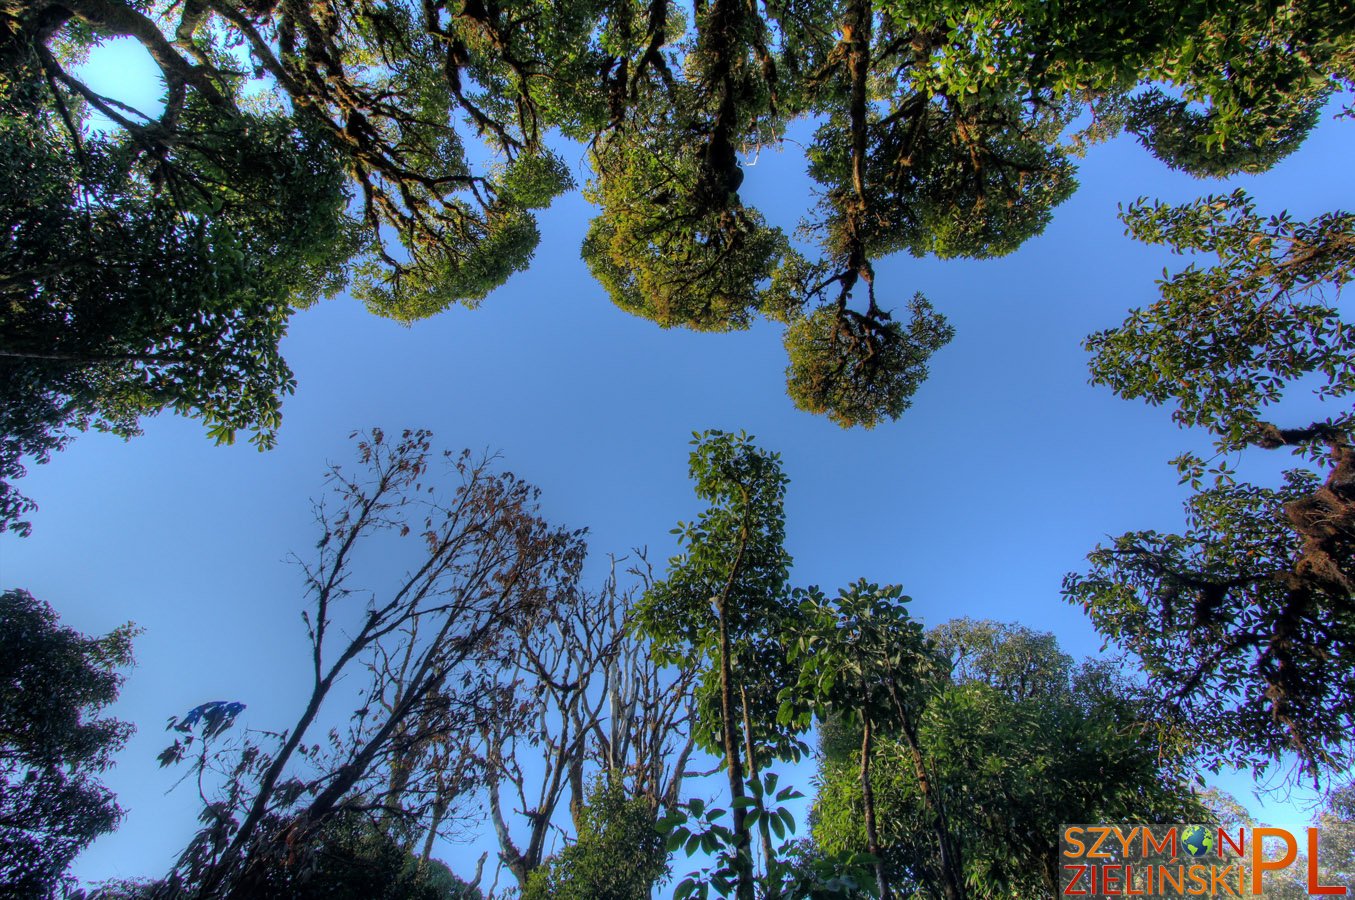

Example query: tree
[1071,192,1355,778]
[0,61,355,535]
[1086,192,1355,455]
[184,812,484,900]
[0,588,137,898]
[811,619,1207,898]
[522,779,669,900]
[479,553,698,894]
[634,430,805,900]
[152,429,586,897]
[784,582,960,900]
[581,84,788,335]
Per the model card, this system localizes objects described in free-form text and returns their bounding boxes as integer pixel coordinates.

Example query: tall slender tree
[784,582,960,900]
[634,430,802,900]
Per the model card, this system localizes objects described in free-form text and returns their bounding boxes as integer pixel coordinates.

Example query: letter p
[1251,828,1297,895]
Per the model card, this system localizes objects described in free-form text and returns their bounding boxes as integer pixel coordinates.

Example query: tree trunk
[860,717,890,900]
[419,796,447,864]
[718,598,756,900]
[896,715,965,900]
[742,685,776,895]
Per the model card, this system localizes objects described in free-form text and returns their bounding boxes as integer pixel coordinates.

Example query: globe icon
[1181,825,1215,858]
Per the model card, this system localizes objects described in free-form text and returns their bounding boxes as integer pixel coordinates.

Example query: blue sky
[2,38,1353,891]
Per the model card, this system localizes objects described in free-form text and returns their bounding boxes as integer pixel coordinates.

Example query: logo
[1059,824,1348,897]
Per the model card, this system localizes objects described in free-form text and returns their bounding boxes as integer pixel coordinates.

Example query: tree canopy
[0,65,354,534]
[4,0,1353,529]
